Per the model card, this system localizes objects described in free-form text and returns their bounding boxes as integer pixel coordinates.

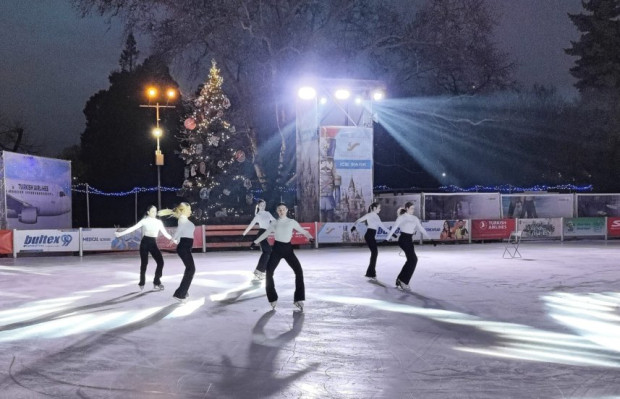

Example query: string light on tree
[177,60,252,223]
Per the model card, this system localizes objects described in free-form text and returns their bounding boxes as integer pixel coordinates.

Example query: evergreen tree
[178,61,252,223]
[119,32,139,72]
[566,0,620,101]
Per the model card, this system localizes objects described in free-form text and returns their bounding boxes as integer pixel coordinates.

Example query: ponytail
[368,202,379,213]
[255,199,266,215]
[398,201,414,216]
[158,202,191,219]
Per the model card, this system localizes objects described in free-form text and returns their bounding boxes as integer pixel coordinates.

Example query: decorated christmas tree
[177,60,253,223]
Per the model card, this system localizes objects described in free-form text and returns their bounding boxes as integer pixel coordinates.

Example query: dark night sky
[0,0,583,157]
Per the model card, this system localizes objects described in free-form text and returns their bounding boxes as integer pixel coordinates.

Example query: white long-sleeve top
[353,212,390,232]
[174,216,195,240]
[117,217,172,240]
[390,214,431,240]
[255,217,312,243]
[243,210,275,235]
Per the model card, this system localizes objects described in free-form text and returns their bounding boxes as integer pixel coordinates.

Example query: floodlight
[372,90,385,101]
[334,89,350,100]
[298,86,317,100]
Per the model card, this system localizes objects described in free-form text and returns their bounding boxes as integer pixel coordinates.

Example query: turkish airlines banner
[517,218,562,239]
[563,218,605,237]
[607,217,620,237]
[471,219,515,240]
[14,229,80,253]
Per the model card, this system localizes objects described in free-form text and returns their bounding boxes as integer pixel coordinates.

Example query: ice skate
[395,279,411,291]
[253,270,266,281]
[270,301,277,310]
[294,301,304,311]
[153,283,165,291]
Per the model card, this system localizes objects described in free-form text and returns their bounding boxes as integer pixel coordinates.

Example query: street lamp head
[166,88,177,100]
[146,86,158,100]
[152,127,163,138]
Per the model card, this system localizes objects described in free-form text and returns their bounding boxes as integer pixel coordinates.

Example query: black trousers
[364,228,378,277]
[397,233,418,284]
[255,228,272,273]
[139,236,164,285]
[174,238,195,299]
[265,241,305,302]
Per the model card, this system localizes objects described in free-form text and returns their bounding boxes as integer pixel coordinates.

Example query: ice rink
[0,241,619,398]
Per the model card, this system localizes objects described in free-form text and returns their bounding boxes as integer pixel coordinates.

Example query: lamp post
[140,86,177,209]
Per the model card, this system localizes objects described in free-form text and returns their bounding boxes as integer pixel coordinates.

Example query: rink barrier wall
[2,219,614,257]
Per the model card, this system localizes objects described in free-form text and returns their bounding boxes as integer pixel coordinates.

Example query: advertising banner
[517,218,562,239]
[14,229,79,253]
[295,100,320,222]
[421,220,470,241]
[502,194,574,218]
[607,217,620,237]
[318,126,373,223]
[424,193,500,220]
[376,194,422,219]
[2,151,72,229]
[317,222,391,244]
[563,218,605,237]
[0,230,12,254]
[82,228,119,251]
[471,219,516,240]
[577,194,620,217]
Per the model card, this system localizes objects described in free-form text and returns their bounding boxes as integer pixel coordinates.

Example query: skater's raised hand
[350,226,356,233]
[250,241,258,250]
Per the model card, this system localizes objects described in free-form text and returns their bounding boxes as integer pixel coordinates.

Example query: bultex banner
[15,229,79,252]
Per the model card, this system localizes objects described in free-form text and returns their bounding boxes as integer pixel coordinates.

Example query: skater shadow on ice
[322,292,620,368]
[213,310,318,397]
[0,292,148,335]
[210,279,265,304]
[4,303,181,397]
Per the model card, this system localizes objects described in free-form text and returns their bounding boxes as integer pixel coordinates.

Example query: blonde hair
[158,202,191,219]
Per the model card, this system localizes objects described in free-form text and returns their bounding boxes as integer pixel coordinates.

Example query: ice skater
[242,199,275,280]
[387,201,434,291]
[158,202,195,303]
[115,205,173,291]
[350,202,391,281]
[253,203,314,311]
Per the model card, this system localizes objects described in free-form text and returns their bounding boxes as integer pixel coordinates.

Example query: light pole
[140,86,177,209]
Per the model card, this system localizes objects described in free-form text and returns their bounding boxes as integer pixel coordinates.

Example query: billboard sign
[1,151,72,229]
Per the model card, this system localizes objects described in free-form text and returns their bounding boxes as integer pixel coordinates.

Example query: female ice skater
[158,203,195,303]
[242,199,275,280]
[350,202,391,281]
[115,205,173,291]
[387,201,433,291]
[253,203,314,311]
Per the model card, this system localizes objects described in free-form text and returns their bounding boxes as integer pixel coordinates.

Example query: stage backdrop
[424,193,500,220]
[502,194,574,218]
[577,194,620,217]
[0,151,72,229]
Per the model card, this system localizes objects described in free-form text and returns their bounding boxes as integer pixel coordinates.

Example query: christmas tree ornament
[235,150,246,163]
[243,178,252,189]
[223,188,231,196]
[184,117,197,130]
[199,162,206,175]
[199,188,210,200]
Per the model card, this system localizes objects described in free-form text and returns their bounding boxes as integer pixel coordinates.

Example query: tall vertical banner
[296,100,320,222]
[0,151,72,229]
[318,126,373,223]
